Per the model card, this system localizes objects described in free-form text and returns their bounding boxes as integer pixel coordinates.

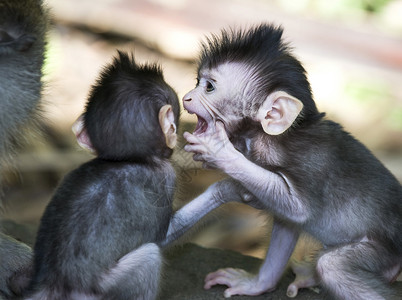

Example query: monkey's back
[30,158,175,293]
[242,120,402,251]
[284,120,402,250]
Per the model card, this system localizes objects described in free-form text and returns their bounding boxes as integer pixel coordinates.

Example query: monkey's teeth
[194,116,208,135]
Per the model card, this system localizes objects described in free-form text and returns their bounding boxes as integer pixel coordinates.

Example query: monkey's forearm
[162,185,221,247]
[162,180,245,247]
[183,126,308,222]
[222,154,308,223]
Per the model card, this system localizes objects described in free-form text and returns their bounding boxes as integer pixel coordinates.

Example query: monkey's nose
[183,97,192,102]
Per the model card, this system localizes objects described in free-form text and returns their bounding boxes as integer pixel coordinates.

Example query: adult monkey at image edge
[162,24,402,299]
[0,0,48,298]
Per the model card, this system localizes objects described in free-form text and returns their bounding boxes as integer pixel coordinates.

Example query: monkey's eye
[206,81,215,93]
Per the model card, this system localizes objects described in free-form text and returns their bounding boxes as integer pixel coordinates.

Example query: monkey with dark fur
[163,24,402,299]
[25,51,180,300]
[0,0,48,298]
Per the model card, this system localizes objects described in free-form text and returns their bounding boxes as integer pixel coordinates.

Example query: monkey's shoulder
[283,119,376,159]
[282,119,401,195]
[240,119,400,191]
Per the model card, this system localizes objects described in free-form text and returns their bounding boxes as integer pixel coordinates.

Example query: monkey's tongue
[194,116,208,135]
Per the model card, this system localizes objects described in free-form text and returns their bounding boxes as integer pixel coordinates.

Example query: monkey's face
[183,62,254,137]
[183,62,304,137]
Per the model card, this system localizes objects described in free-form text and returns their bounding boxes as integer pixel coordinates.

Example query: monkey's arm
[162,179,250,247]
[184,123,309,223]
[204,220,298,297]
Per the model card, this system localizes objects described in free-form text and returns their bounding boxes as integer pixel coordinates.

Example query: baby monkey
[26,51,180,300]
[164,24,402,299]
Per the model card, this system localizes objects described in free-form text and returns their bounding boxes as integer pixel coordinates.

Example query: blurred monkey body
[0,0,48,298]
[27,52,180,300]
[164,24,402,299]
[0,0,47,157]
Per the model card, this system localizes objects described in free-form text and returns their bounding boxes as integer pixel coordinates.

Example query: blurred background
[2,0,402,259]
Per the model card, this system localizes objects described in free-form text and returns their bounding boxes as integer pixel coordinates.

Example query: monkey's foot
[286,259,320,298]
[204,268,273,298]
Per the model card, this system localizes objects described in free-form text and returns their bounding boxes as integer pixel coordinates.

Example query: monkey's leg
[100,243,162,300]
[0,233,32,298]
[316,240,400,300]
[204,220,298,298]
[26,245,162,300]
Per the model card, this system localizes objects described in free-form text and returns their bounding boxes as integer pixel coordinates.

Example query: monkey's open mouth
[193,116,208,135]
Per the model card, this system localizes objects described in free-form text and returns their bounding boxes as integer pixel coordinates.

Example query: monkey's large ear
[256,91,303,135]
[72,114,96,153]
[159,104,177,149]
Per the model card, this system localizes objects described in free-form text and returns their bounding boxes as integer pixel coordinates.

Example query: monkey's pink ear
[72,114,96,153]
[256,91,303,135]
[159,104,177,149]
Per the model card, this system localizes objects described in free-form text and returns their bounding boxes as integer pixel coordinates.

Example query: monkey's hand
[184,121,241,169]
[204,268,272,298]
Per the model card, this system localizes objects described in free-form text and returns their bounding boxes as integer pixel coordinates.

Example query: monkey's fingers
[183,131,200,144]
[204,269,235,289]
[184,144,207,154]
[192,153,204,161]
[202,162,216,170]
[204,268,265,298]
[193,155,216,168]
[183,131,205,145]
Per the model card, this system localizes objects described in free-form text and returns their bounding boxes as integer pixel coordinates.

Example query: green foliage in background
[275,0,392,17]
[345,79,402,130]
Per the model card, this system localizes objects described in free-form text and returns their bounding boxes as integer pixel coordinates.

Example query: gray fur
[0,0,47,298]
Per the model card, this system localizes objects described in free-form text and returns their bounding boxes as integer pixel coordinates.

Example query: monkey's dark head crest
[84,51,180,162]
[198,23,323,125]
[199,23,285,70]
